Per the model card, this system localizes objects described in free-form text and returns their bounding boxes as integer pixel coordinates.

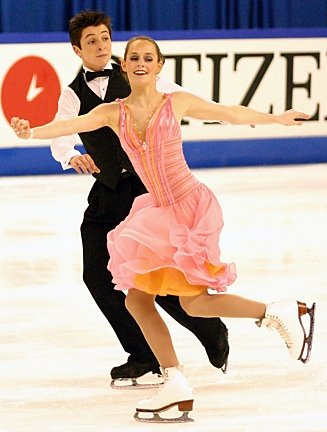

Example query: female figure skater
[11,36,315,423]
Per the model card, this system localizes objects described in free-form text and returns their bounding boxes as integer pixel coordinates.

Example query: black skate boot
[204,323,229,373]
[110,361,163,390]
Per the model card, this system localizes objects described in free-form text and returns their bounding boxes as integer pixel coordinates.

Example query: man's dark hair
[69,10,112,47]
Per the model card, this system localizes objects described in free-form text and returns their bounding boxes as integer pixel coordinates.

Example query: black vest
[69,64,136,189]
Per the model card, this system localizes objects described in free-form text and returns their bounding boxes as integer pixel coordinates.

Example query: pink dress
[107,94,236,296]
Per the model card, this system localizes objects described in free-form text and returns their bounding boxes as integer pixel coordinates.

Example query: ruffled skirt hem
[107,183,237,296]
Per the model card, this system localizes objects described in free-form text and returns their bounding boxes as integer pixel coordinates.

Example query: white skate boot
[134,365,194,423]
[256,298,316,363]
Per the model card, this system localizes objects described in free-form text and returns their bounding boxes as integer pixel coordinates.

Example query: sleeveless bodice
[117,94,199,206]
[109,94,237,295]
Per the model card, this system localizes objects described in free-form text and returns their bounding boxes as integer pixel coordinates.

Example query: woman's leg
[180,291,315,364]
[125,288,179,368]
[126,289,194,418]
[180,292,266,319]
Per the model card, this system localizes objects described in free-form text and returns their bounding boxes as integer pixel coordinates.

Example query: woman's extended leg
[180,292,315,363]
[179,292,266,319]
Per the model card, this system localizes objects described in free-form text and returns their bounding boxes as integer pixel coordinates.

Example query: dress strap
[116,98,127,132]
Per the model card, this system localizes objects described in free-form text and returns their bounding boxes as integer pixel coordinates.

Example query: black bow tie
[84,69,112,82]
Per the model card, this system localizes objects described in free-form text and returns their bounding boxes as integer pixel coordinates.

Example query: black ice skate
[193,315,229,373]
[256,298,316,363]
[204,326,229,374]
[134,366,194,423]
[110,360,164,389]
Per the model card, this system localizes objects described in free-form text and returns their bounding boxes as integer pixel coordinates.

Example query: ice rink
[1,164,326,432]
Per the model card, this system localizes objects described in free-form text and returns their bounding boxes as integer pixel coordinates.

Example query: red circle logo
[1,56,61,127]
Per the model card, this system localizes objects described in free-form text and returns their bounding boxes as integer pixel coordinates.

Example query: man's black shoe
[110,360,161,379]
[204,324,229,372]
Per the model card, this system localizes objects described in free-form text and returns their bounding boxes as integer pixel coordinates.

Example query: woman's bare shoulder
[92,101,120,131]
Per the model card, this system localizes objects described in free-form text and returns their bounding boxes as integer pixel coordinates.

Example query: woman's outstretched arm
[172,91,310,126]
[11,102,120,140]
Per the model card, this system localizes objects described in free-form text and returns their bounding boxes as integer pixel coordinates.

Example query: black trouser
[81,175,226,364]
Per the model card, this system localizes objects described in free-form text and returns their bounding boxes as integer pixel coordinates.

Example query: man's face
[73,24,112,71]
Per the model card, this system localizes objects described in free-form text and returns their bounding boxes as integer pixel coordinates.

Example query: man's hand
[70,154,100,174]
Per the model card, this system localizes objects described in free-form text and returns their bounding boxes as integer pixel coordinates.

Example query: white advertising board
[0,37,326,149]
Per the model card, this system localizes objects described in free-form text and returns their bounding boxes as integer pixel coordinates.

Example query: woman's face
[122,40,163,84]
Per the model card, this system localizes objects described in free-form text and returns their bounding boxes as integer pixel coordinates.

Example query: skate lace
[262,315,293,348]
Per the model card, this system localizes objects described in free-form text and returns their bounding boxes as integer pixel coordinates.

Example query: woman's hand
[278,109,311,126]
[10,117,33,139]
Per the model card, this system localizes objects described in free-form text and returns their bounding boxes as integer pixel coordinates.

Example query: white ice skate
[256,298,316,363]
[134,365,194,423]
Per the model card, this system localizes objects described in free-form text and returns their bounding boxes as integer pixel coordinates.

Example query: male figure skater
[51,10,229,387]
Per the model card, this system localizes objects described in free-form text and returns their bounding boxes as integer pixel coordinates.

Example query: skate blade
[300,302,316,364]
[134,410,194,423]
[221,358,228,374]
[110,373,164,390]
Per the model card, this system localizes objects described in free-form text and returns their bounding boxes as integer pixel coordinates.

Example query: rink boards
[0,28,326,176]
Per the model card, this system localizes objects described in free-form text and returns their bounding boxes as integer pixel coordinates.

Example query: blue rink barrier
[0,136,326,177]
[185,137,327,168]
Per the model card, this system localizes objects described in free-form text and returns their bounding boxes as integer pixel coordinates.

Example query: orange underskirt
[134,262,226,296]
